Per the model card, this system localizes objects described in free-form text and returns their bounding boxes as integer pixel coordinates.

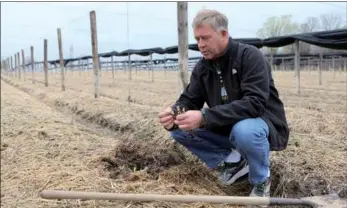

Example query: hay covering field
[1,69,346,208]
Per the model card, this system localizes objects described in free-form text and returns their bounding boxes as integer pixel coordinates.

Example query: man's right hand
[158,107,175,130]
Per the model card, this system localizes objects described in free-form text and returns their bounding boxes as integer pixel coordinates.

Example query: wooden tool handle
[40,190,270,205]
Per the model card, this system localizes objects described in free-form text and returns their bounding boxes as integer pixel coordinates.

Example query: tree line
[257,12,346,55]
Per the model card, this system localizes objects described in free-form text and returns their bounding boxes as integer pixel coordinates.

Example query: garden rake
[40,190,346,207]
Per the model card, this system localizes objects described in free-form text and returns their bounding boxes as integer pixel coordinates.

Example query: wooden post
[15,53,18,78]
[6,58,8,76]
[177,1,189,93]
[90,10,100,98]
[8,58,10,76]
[10,56,13,77]
[319,52,322,85]
[21,49,26,81]
[135,61,138,75]
[31,46,35,84]
[111,56,115,79]
[17,52,21,79]
[3,59,5,74]
[164,56,167,76]
[98,57,102,77]
[3,59,6,76]
[7,57,12,76]
[332,57,335,78]
[8,58,11,76]
[14,54,17,78]
[150,53,154,82]
[57,28,65,91]
[15,54,17,78]
[78,59,81,76]
[44,39,48,87]
[128,54,132,80]
[12,56,14,77]
[2,60,4,75]
[148,57,150,76]
[4,58,10,76]
[7,58,9,76]
[2,59,5,75]
[19,54,21,78]
[294,41,300,94]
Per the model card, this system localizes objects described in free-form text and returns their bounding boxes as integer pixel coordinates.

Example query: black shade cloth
[19,29,347,66]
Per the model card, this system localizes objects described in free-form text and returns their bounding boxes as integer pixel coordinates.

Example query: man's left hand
[174,110,203,131]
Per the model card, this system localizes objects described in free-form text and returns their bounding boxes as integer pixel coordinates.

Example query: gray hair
[192,9,228,32]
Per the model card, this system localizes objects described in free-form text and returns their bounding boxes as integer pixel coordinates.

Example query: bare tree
[310,13,344,54]
[257,15,298,54]
[299,17,320,53]
[320,12,342,31]
[301,17,320,32]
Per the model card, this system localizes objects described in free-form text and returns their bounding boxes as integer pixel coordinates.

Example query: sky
[1,1,346,62]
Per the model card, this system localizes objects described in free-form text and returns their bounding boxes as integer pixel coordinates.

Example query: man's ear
[221,29,228,38]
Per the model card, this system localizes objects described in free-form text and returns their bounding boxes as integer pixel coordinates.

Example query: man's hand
[174,110,203,131]
[158,107,175,130]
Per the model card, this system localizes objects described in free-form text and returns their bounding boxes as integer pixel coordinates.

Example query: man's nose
[198,41,206,49]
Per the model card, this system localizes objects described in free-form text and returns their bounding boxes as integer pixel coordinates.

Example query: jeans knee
[231,123,252,150]
[231,118,269,151]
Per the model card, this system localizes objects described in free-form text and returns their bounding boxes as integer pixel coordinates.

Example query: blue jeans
[170,117,270,185]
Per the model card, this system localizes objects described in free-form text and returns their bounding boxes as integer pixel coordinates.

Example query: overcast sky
[1,2,346,62]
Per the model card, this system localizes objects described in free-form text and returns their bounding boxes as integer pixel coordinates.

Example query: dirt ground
[1,69,347,207]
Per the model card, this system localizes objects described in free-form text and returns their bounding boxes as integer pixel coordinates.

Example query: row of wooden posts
[1,44,346,97]
[0,11,99,97]
[3,53,345,77]
[1,3,190,98]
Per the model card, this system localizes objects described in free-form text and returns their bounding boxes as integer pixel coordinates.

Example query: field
[1,69,347,208]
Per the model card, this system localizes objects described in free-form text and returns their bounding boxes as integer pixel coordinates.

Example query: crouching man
[158,9,289,199]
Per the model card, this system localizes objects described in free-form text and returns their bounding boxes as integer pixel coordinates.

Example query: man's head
[192,9,230,60]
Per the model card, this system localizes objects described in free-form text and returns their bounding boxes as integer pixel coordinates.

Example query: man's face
[193,24,228,60]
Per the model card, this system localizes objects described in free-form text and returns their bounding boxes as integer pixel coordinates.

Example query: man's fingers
[165,107,174,115]
[178,124,191,131]
[158,107,174,118]
[175,113,188,121]
[158,111,170,118]
[160,116,173,124]
[163,120,174,129]
[174,118,190,126]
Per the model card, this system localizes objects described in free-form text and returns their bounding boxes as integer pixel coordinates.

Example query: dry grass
[1,69,346,207]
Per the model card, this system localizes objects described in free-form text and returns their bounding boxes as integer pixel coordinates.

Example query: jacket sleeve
[203,46,270,129]
[172,63,205,112]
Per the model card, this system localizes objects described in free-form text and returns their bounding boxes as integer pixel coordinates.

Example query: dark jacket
[172,37,290,151]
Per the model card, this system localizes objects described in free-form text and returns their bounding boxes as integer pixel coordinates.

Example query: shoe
[218,157,249,185]
[249,177,271,208]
